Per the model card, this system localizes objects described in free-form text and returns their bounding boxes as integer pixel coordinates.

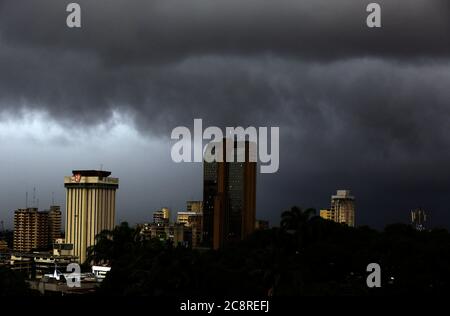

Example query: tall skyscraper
[64,170,119,263]
[13,208,49,252]
[321,190,355,227]
[411,209,427,231]
[203,139,257,249]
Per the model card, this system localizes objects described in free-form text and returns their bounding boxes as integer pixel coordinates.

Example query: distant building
[319,209,333,221]
[331,190,355,227]
[176,211,203,248]
[13,208,49,252]
[186,201,203,247]
[64,170,119,263]
[187,201,203,213]
[177,212,197,226]
[92,265,111,282]
[0,230,14,251]
[411,209,427,231]
[153,207,171,224]
[139,223,186,246]
[255,220,269,230]
[52,238,73,257]
[0,240,8,252]
[46,206,62,244]
[10,251,78,283]
[320,190,355,227]
[203,139,257,249]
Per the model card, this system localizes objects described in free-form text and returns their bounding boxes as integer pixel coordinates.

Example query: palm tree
[0,266,32,295]
[280,206,316,252]
[281,206,316,233]
[87,222,139,265]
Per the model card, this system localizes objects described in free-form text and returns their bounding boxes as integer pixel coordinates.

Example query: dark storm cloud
[0,0,449,64]
[0,0,449,129]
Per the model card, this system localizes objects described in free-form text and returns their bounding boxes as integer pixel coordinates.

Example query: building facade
[64,170,119,263]
[203,139,257,249]
[320,190,355,227]
[153,207,170,224]
[176,211,203,248]
[13,208,49,252]
[411,209,427,231]
[319,209,334,221]
[186,201,203,213]
[47,206,62,244]
[139,223,186,246]
[176,212,197,226]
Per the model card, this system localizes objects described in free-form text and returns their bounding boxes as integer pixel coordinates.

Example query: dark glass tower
[202,139,256,249]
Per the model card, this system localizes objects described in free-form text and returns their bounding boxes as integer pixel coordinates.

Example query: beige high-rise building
[320,190,355,227]
[64,170,119,263]
[13,208,49,252]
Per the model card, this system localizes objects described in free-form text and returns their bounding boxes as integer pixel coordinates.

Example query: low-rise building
[139,222,188,247]
[255,220,269,230]
[0,240,8,252]
[176,211,203,247]
[153,207,171,224]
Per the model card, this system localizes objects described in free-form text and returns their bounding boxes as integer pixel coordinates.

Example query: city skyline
[0,161,444,230]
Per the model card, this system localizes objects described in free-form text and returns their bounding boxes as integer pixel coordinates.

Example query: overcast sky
[1,0,450,229]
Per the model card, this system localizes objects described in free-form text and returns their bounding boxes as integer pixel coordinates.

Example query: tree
[87,222,140,265]
[280,206,316,249]
[281,206,316,232]
[0,266,32,295]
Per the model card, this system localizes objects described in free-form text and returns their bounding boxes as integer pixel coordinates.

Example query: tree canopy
[92,206,450,295]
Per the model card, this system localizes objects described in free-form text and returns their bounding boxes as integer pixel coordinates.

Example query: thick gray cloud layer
[1,0,449,60]
[0,0,450,228]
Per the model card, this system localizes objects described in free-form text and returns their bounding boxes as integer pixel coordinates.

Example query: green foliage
[90,207,450,296]
[0,266,33,296]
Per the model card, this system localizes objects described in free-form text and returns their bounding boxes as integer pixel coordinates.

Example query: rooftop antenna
[100,163,103,171]
[33,187,36,208]
[52,192,55,206]
[25,191,28,208]
[0,220,4,233]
